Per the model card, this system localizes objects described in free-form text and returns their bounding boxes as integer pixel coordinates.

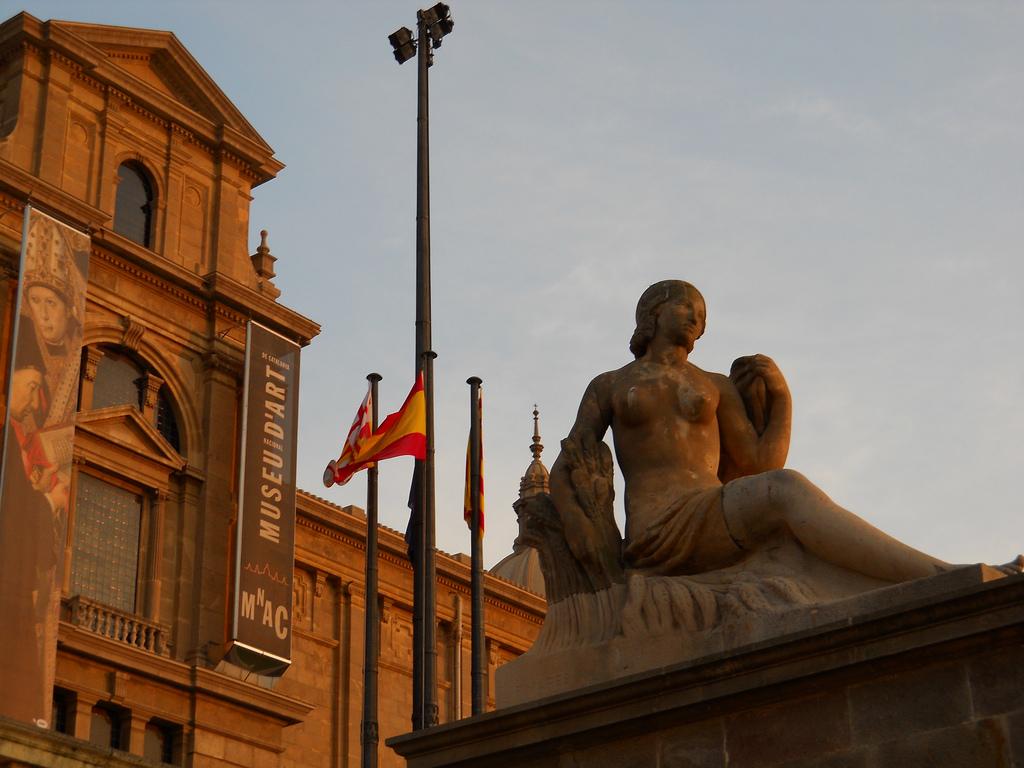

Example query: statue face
[9,367,44,422]
[655,290,706,352]
[26,286,69,345]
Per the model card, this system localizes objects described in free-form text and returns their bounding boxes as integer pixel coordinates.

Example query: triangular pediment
[50,20,272,154]
[76,405,185,472]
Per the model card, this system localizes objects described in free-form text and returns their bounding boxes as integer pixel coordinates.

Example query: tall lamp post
[388,2,453,732]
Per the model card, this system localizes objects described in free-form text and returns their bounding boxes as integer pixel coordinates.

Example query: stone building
[0,13,543,767]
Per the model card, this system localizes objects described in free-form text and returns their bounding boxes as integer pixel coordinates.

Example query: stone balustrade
[62,595,170,657]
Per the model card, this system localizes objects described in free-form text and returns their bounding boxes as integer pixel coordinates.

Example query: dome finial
[519,405,549,499]
[531,404,543,460]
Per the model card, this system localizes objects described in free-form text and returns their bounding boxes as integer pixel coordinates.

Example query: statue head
[22,214,85,346]
[629,280,705,359]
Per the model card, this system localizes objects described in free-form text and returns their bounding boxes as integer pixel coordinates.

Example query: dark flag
[404,461,423,564]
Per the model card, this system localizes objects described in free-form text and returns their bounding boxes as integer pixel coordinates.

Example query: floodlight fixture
[423,3,453,48]
[388,26,416,64]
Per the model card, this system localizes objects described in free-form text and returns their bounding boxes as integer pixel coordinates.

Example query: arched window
[91,348,145,410]
[114,162,155,247]
[89,346,181,450]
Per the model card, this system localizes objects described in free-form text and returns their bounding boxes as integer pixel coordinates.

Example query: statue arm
[714,355,792,478]
[549,374,623,584]
[562,374,612,447]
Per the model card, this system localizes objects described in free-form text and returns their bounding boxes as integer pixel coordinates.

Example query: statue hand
[731,354,787,397]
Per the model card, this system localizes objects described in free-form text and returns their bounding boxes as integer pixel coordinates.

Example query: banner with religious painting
[0,205,89,727]
[226,321,300,676]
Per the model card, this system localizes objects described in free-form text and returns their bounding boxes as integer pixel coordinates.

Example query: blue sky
[19,2,1024,567]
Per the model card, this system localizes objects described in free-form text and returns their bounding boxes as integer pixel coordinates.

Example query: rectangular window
[70,474,142,612]
[145,720,182,765]
[90,703,128,750]
[51,688,74,734]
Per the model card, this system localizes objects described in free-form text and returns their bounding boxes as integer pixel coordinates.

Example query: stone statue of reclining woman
[515,280,1021,652]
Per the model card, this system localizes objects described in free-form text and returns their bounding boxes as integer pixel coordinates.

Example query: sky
[19,1,1024,569]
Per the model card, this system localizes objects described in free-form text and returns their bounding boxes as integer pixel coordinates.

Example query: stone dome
[488,406,548,598]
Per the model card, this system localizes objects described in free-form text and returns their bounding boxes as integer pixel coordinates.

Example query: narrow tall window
[69,474,142,612]
[114,162,155,247]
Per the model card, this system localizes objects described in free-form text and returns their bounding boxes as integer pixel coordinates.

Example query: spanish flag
[463,390,484,534]
[324,374,426,487]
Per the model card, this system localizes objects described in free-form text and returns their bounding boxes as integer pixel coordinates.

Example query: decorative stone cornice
[90,245,205,312]
[203,272,319,347]
[296,515,364,552]
[0,158,109,231]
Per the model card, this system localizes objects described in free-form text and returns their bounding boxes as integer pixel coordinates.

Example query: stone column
[188,348,240,665]
[96,88,127,215]
[487,641,499,712]
[78,347,104,412]
[173,473,202,662]
[128,712,148,758]
[35,52,73,185]
[145,489,167,622]
[71,695,95,742]
[62,456,85,594]
[451,594,464,722]
[141,372,165,425]
[341,580,366,768]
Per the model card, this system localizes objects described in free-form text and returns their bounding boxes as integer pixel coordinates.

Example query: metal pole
[466,377,485,715]
[413,10,439,730]
[361,373,381,767]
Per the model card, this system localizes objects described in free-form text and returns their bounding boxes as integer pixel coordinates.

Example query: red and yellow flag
[463,390,484,534]
[324,374,426,487]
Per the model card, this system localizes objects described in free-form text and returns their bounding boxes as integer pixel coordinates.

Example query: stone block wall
[390,574,1024,768]
[565,643,1023,767]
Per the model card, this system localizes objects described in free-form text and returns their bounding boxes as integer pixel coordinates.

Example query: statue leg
[722,469,950,583]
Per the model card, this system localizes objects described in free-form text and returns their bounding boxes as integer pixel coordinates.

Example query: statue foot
[996,554,1024,575]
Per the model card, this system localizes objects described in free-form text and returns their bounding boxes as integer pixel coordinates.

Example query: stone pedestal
[388,570,1024,767]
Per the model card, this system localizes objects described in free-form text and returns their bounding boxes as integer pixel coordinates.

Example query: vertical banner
[227,321,300,676]
[0,206,89,727]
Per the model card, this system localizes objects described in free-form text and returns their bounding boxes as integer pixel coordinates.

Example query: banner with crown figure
[0,206,89,728]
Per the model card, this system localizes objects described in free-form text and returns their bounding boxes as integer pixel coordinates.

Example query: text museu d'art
[228,321,301,676]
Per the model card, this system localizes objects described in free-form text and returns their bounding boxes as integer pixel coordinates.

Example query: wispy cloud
[765,95,882,138]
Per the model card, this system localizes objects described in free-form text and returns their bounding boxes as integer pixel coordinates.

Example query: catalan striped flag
[324,374,426,487]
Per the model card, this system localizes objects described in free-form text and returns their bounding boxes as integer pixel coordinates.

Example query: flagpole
[389,3,453,731]
[414,9,438,730]
[361,373,382,767]
[466,376,485,715]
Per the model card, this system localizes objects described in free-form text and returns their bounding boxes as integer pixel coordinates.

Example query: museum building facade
[0,13,544,767]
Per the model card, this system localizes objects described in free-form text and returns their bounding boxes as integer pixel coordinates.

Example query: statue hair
[629,280,704,359]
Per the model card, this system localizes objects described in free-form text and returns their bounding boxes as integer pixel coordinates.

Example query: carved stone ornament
[142,372,164,411]
[83,346,104,382]
[121,315,145,351]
